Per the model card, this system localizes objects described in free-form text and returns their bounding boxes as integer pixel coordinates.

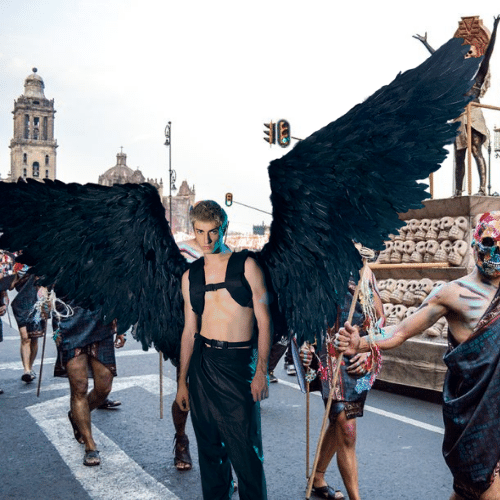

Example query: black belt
[196,333,253,349]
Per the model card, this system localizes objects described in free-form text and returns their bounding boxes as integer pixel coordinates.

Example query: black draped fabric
[188,335,266,500]
[443,294,500,497]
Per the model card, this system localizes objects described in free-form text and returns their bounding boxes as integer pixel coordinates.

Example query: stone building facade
[7,68,57,182]
[164,180,196,234]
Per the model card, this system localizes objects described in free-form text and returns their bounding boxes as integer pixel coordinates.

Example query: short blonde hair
[190,200,228,233]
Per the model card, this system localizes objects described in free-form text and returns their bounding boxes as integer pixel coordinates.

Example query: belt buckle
[212,339,228,349]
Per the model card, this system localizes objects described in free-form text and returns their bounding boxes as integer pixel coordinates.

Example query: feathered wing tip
[0,179,188,361]
[259,37,481,347]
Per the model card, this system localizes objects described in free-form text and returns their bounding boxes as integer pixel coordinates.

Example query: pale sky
[1,0,500,232]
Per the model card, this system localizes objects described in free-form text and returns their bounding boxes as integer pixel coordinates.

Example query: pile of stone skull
[377,216,469,267]
[378,278,448,341]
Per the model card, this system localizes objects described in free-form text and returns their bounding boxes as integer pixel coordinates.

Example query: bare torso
[198,252,255,342]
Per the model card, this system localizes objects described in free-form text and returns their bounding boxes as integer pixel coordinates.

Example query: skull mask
[472,212,500,278]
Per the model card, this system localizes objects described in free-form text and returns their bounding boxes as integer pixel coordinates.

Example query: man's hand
[114,334,126,348]
[299,343,314,369]
[251,371,269,402]
[346,352,369,375]
[176,382,190,412]
[0,305,6,317]
[336,322,361,356]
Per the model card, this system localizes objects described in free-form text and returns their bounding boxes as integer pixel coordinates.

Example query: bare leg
[471,131,487,195]
[67,354,95,451]
[335,413,360,500]
[87,356,113,411]
[173,364,192,471]
[313,419,339,489]
[29,338,38,371]
[19,327,32,376]
[454,146,466,197]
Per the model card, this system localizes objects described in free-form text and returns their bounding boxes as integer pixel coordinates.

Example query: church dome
[98,151,149,187]
[24,68,45,99]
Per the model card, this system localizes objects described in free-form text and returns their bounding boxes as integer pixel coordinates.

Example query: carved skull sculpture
[406,219,420,241]
[402,280,420,307]
[448,240,468,266]
[448,216,468,241]
[383,303,395,317]
[438,217,455,242]
[390,240,404,263]
[414,219,431,241]
[424,240,439,263]
[410,241,427,263]
[389,279,408,304]
[387,304,407,326]
[426,219,441,240]
[425,317,447,338]
[414,278,433,304]
[404,306,418,319]
[380,278,397,303]
[377,240,393,264]
[434,240,452,262]
[402,240,416,263]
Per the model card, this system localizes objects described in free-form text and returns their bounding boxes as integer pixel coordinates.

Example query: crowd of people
[2,203,500,500]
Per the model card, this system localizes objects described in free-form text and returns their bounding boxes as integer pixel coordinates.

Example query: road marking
[20,373,177,395]
[276,378,445,435]
[0,348,157,371]
[26,376,179,500]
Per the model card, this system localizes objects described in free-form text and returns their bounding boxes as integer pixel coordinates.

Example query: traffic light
[225,193,233,207]
[263,121,276,145]
[277,119,291,148]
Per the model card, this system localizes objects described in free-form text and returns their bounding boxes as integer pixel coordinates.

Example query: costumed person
[336,212,500,500]
[414,15,499,196]
[2,256,49,383]
[175,200,271,500]
[300,263,383,500]
[0,36,484,498]
[53,302,126,466]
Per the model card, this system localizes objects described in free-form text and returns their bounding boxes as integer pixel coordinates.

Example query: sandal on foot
[83,449,100,466]
[21,372,33,383]
[173,433,192,471]
[68,411,84,444]
[97,398,121,409]
[311,484,345,499]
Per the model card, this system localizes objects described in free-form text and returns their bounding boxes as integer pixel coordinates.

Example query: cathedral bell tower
[8,68,58,181]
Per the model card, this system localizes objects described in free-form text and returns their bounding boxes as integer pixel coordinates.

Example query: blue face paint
[474,240,500,277]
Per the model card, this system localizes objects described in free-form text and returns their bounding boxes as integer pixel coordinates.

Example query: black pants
[189,336,267,500]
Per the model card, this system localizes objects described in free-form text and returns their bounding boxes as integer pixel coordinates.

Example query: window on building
[33,162,40,178]
[24,115,30,139]
[43,117,48,140]
[23,168,27,177]
[33,117,40,140]
[23,153,27,164]
[45,155,49,165]
[45,169,49,178]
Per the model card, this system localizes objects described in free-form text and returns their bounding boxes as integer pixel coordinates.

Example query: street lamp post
[164,122,176,230]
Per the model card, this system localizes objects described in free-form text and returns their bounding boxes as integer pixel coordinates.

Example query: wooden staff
[306,379,310,479]
[36,327,48,397]
[466,102,472,196]
[159,352,164,419]
[305,260,368,499]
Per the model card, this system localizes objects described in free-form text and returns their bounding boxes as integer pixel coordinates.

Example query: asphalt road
[0,313,452,500]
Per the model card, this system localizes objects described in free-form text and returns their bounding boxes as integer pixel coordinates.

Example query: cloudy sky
[1,0,499,232]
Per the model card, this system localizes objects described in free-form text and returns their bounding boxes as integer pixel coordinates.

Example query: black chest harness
[189,250,253,317]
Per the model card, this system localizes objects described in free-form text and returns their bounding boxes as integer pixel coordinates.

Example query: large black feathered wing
[0,180,188,360]
[259,37,481,346]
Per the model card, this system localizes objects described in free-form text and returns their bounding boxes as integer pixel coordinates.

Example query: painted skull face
[472,212,500,278]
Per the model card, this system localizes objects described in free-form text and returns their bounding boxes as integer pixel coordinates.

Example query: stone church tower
[7,68,57,181]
